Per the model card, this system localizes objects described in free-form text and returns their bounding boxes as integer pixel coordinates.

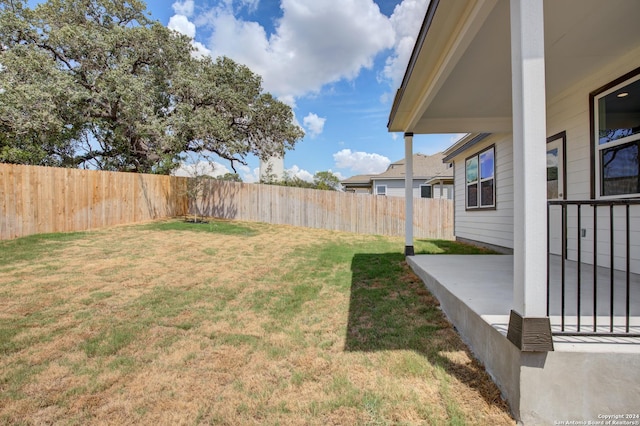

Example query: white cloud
[166,0,435,102]
[166,0,433,101]
[331,170,345,181]
[333,149,390,174]
[240,165,261,183]
[286,165,314,182]
[173,160,231,177]
[191,41,212,58]
[169,2,212,57]
[450,133,467,144]
[303,113,326,137]
[200,0,395,99]
[381,0,431,89]
[172,0,195,17]
[168,14,196,39]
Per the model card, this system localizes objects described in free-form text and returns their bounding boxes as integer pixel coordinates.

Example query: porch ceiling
[388,0,640,134]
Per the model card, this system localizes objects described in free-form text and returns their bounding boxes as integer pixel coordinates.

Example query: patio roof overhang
[387,0,640,135]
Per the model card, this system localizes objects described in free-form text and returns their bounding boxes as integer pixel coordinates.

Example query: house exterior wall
[343,186,372,194]
[373,179,420,198]
[432,184,454,200]
[450,133,514,250]
[351,188,372,194]
[450,46,640,273]
[546,45,640,274]
[373,179,454,199]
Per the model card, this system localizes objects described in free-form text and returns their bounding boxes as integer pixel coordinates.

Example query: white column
[404,133,414,256]
[510,0,548,317]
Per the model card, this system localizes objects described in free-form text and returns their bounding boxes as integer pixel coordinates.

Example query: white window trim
[594,72,640,199]
[375,184,387,196]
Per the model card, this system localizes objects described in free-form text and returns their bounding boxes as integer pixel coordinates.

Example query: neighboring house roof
[371,153,452,181]
[342,153,453,188]
[425,176,454,186]
[341,174,375,186]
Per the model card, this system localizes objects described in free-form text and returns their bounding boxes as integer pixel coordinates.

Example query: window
[420,184,432,198]
[546,131,566,200]
[466,146,495,209]
[376,185,387,196]
[593,70,640,198]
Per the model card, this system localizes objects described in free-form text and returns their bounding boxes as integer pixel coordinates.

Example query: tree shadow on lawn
[344,252,510,415]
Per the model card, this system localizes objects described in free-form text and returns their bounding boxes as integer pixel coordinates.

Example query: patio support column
[507,0,553,351]
[404,132,414,256]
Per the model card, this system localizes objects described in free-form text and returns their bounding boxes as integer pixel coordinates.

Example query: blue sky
[35,0,463,182]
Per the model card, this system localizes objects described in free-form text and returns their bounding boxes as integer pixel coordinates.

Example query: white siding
[451,134,514,250]
[546,45,640,273]
[450,45,640,271]
[432,184,454,200]
[372,179,453,199]
[372,179,407,197]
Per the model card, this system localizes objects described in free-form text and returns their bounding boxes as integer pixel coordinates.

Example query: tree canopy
[0,0,304,174]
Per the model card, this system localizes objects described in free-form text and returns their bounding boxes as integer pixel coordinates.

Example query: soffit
[388,0,640,135]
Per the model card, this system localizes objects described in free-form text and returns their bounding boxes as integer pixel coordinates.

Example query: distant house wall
[373,179,419,198]
[431,184,454,200]
[372,179,453,199]
[349,188,372,194]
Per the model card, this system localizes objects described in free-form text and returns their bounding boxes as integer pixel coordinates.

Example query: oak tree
[0,0,304,173]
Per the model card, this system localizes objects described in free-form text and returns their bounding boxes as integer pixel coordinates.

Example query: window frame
[420,184,432,199]
[590,67,640,199]
[465,145,496,210]
[546,131,567,201]
[375,184,387,196]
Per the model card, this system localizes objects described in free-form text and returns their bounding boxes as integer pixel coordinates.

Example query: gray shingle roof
[341,174,376,185]
[372,152,452,180]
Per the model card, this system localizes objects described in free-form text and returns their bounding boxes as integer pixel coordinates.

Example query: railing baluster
[610,205,614,333]
[577,204,582,332]
[561,203,566,331]
[593,204,598,333]
[547,202,550,317]
[626,204,631,333]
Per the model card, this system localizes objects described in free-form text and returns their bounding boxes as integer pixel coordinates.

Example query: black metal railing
[547,199,640,337]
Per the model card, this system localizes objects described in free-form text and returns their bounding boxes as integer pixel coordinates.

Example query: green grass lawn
[0,219,511,425]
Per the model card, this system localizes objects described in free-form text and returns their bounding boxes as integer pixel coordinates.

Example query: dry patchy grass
[0,219,514,425]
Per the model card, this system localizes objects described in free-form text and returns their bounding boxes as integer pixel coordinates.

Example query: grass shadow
[0,232,87,266]
[345,252,510,414]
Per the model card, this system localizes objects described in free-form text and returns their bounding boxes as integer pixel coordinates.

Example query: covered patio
[387,0,640,421]
[408,254,640,347]
[407,254,640,422]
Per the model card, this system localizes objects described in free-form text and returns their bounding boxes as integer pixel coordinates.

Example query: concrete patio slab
[407,254,640,424]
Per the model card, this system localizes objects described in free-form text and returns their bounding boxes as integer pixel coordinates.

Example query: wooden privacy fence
[0,163,188,240]
[1,164,453,240]
[194,180,454,239]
